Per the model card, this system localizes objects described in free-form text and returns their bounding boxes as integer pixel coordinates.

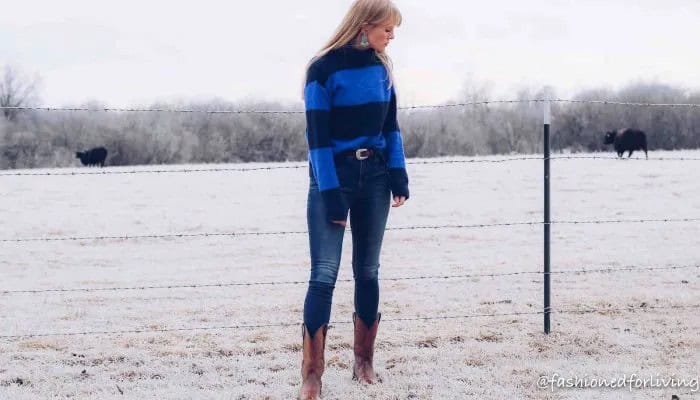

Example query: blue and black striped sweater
[304,44,409,220]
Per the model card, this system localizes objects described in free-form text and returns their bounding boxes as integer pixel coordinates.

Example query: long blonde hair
[302,0,402,99]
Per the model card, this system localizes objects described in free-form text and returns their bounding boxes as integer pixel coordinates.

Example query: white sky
[1,0,699,107]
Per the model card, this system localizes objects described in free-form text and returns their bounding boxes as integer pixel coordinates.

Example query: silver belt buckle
[355,148,370,160]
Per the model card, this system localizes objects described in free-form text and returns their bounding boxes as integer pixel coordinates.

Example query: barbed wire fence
[2,304,699,340]
[1,98,699,340]
[2,155,700,177]
[2,265,697,295]
[2,98,700,114]
[1,217,699,244]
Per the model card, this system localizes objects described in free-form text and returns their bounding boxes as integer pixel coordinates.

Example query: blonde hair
[302,0,402,99]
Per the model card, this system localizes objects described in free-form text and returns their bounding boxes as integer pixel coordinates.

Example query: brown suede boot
[299,324,328,400]
[352,312,381,384]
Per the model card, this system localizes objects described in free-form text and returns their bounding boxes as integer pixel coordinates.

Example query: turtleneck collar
[341,43,375,53]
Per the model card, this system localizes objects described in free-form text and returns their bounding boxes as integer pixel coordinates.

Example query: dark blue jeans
[303,154,391,335]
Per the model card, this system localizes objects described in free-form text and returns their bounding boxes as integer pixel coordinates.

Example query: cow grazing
[604,129,648,159]
[76,147,108,167]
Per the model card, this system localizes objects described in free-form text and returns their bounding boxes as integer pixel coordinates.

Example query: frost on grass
[0,151,698,399]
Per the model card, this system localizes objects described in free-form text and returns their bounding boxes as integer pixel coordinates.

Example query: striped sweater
[304,44,409,221]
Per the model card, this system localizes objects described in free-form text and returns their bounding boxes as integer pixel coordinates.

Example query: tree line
[1,65,699,169]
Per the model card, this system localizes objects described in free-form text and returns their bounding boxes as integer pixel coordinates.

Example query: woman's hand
[392,196,406,208]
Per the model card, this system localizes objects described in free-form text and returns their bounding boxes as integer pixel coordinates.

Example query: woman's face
[363,19,396,53]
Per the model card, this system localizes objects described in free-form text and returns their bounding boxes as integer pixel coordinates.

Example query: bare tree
[0,65,41,121]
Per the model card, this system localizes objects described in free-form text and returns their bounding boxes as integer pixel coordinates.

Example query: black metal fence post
[544,98,551,334]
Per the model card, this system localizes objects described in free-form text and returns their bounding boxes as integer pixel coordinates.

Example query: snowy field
[0,150,698,400]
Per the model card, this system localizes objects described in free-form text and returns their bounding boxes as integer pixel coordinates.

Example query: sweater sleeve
[305,63,349,221]
[382,86,409,199]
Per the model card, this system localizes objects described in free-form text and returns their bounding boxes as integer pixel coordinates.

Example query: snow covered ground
[0,150,698,399]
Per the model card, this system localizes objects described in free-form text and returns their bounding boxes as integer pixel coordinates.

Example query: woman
[299,0,408,398]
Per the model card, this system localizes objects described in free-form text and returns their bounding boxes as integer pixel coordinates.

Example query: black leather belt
[336,148,376,160]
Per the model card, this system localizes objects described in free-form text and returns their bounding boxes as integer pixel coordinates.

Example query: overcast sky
[2,0,699,107]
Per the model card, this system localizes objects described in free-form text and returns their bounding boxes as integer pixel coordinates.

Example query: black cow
[604,129,648,159]
[76,147,108,167]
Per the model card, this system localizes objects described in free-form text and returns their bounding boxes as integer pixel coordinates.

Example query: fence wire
[0,100,546,114]
[2,217,698,244]
[548,155,700,161]
[0,157,544,177]
[1,304,696,340]
[551,99,700,108]
[1,154,698,177]
[1,265,696,295]
[2,99,700,115]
